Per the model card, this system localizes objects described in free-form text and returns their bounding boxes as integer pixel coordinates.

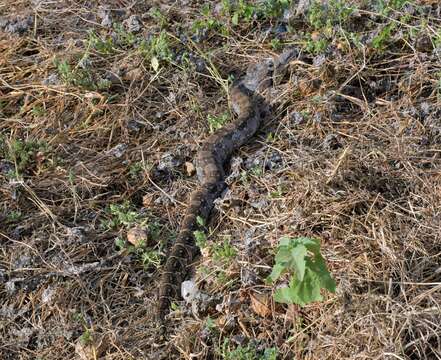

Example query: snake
[157,49,297,321]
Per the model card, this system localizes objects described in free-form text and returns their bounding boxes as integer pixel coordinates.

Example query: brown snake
[157,49,297,321]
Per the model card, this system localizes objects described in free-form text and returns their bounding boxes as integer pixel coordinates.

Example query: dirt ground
[1,0,440,359]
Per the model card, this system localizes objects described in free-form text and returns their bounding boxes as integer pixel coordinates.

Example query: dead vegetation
[1,0,440,359]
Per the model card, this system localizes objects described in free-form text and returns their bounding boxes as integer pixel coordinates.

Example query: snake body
[157,50,296,320]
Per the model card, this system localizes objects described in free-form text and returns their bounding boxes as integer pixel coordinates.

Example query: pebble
[123,15,142,33]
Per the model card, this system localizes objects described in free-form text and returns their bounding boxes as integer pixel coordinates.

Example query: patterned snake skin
[157,49,297,321]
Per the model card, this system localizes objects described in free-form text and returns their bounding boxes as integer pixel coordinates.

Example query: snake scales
[157,49,297,321]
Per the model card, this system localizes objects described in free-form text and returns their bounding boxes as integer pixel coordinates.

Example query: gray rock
[5,16,33,34]
[157,153,182,171]
[42,74,59,85]
[123,15,142,33]
[108,143,127,158]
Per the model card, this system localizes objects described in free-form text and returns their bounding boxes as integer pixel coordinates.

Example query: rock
[123,15,142,33]
[415,34,433,53]
[181,280,199,304]
[290,111,305,126]
[157,153,182,171]
[107,143,127,158]
[97,8,112,27]
[4,16,33,34]
[127,227,148,247]
[42,286,56,304]
[42,74,59,85]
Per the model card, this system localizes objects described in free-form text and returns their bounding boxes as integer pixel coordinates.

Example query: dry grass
[1,0,441,359]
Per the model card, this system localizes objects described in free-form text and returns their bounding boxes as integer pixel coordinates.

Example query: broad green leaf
[279,236,292,247]
[275,245,291,263]
[231,12,239,26]
[269,236,336,307]
[196,216,205,227]
[289,244,307,281]
[290,269,323,306]
[267,262,285,283]
[274,285,297,304]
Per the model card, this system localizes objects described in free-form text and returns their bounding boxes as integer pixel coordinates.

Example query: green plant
[31,105,45,117]
[372,22,396,50]
[79,328,92,345]
[140,31,173,71]
[207,113,229,133]
[267,236,336,306]
[150,7,168,28]
[140,249,161,269]
[218,338,256,360]
[217,338,278,360]
[304,35,329,54]
[128,161,144,179]
[115,234,162,270]
[6,211,22,222]
[194,230,208,248]
[213,238,237,262]
[270,38,282,50]
[1,138,49,178]
[307,0,354,30]
[377,0,408,16]
[101,201,140,230]
[87,30,114,54]
[55,59,95,89]
[114,23,136,47]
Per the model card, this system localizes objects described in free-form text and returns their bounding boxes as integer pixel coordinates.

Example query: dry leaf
[127,227,148,247]
[250,292,271,318]
[185,161,196,176]
[142,194,154,207]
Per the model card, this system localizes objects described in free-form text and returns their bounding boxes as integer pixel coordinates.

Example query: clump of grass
[101,201,141,230]
[217,338,278,360]
[207,113,229,133]
[0,137,49,178]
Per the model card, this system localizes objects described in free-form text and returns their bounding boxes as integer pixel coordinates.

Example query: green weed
[372,22,396,50]
[79,328,92,345]
[207,113,229,133]
[217,338,278,360]
[87,30,114,54]
[6,211,22,222]
[0,138,49,178]
[150,7,168,29]
[307,0,354,30]
[304,36,328,54]
[212,238,237,263]
[194,230,208,249]
[114,234,162,270]
[267,236,336,306]
[101,201,140,230]
[55,59,95,89]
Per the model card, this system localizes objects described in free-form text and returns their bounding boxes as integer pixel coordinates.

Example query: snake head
[240,47,299,94]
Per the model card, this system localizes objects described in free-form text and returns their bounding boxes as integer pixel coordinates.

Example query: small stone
[157,153,182,171]
[123,15,142,33]
[42,74,59,85]
[108,143,127,158]
[127,227,148,246]
[181,280,199,304]
[42,286,55,304]
[185,162,196,176]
